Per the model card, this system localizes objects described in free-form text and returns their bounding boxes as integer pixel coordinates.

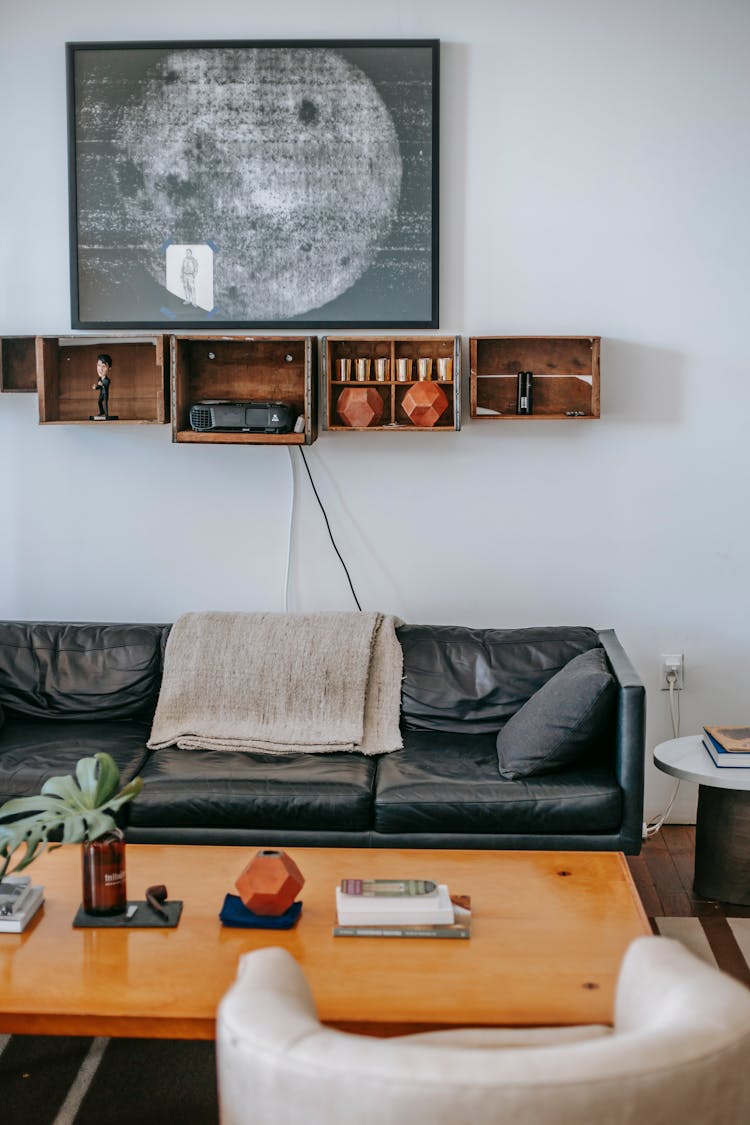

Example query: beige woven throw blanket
[147,611,403,756]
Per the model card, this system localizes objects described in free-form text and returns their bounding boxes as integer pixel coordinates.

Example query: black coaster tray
[72,900,183,928]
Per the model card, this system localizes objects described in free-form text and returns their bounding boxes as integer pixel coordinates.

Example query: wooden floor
[627,824,750,919]
[627,825,750,989]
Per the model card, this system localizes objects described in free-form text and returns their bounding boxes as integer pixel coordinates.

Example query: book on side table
[704,725,750,752]
[703,727,750,768]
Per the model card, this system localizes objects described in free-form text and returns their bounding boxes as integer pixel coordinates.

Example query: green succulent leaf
[0,795,62,818]
[41,774,90,810]
[90,752,122,806]
[0,830,48,873]
[75,754,99,797]
[75,809,117,842]
[0,752,142,879]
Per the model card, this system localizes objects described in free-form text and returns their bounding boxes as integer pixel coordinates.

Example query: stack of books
[333,878,471,939]
[0,874,44,933]
[702,725,750,769]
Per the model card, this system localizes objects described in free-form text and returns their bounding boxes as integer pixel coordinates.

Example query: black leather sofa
[0,621,645,853]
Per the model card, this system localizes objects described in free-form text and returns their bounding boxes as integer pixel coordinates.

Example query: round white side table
[653,735,750,905]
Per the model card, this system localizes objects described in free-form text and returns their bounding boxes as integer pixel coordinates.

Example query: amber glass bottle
[81,828,127,915]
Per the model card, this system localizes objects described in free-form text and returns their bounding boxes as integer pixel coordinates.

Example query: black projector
[188,401,295,434]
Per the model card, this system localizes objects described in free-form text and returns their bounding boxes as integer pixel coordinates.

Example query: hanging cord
[644,670,681,838]
[297,448,362,611]
[283,448,296,612]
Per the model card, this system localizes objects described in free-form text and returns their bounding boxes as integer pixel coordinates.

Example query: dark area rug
[0,1035,218,1125]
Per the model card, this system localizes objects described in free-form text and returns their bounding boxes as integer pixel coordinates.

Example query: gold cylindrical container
[355,357,371,382]
[337,358,352,381]
[436,357,453,381]
[374,357,390,382]
[396,357,412,382]
[417,357,433,381]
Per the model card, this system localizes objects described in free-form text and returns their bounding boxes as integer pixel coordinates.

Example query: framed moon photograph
[66,39,439,329]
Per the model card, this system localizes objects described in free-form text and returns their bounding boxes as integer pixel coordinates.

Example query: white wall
[2,0,749,824]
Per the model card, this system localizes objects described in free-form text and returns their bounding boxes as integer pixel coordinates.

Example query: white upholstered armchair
[216,936,750,1125]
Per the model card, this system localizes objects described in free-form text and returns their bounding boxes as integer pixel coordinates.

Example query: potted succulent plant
[0,752,142,915]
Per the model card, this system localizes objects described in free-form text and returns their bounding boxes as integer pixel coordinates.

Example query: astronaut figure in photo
[181,248,199,306]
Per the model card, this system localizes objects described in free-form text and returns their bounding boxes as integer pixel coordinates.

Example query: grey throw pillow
[496,648,616,780]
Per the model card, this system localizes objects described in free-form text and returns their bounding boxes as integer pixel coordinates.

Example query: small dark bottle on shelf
[516,371,533,414]
[81,828,127,916]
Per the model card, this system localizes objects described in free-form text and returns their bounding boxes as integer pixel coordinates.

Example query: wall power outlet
[660,653,684,691]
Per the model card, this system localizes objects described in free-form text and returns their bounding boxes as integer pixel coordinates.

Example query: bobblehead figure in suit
[93,354,112,419]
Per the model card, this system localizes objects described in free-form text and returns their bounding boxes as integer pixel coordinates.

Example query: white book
[0,884,44,933]
[336,883,454,926]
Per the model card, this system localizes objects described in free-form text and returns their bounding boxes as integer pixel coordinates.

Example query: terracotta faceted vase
[336,386,385,428]
[401,381,449,427]
[235,849,305,916]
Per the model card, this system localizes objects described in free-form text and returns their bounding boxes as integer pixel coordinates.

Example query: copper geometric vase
[401,381,449,427]
[235,849,305,916]
[336,386,385,428]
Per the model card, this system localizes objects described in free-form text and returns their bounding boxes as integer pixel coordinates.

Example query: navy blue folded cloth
[219,894,302,929]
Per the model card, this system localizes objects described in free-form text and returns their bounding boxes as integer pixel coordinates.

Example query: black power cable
[297,448,362,611]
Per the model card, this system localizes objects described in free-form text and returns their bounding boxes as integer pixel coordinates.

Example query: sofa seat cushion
[130,747,376,832]
[0,622,168,720]
[398,625,602,734]
[373,731,621,835]
[0,716,152,799]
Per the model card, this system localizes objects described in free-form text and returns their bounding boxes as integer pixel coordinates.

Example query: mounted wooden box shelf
[171,336,317,445]
[470,337,600,420]
[0,337,37,392]
[37,336,168,424]
[322,337,461,431]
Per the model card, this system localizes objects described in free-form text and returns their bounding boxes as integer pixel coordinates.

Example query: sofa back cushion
[0,622,169,720]
[496,648,617,779]
[397,625,603,734]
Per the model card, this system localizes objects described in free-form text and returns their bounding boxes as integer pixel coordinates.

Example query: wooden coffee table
[0,844,649,1039]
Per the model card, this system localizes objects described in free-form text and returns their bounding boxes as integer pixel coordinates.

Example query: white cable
[666,675,680,740]
[644,671,681,838]
[283,447,295,612]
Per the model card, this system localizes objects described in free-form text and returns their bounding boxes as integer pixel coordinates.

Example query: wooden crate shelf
[322,336,461,431]
[171,336,317,445]
[37,335,169,424]
[470,337,600,420]
[1,336,37,392]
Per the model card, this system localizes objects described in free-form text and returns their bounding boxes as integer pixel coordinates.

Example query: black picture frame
[66,39,439,330]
